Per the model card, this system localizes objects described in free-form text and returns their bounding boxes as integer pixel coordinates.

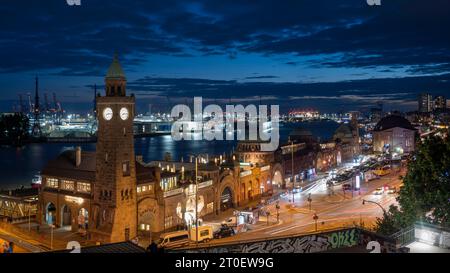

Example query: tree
[0,113,30,145]
[375,135,450,235]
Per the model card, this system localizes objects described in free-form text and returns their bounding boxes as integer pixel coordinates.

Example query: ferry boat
[31,173,42,188]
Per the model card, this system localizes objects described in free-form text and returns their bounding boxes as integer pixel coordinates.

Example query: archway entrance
[78,208,89,231]
[61,205,72,227]
[220,187,233,211]
[45,203,56,226]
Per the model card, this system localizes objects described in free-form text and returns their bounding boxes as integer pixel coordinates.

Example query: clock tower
[90,54,137,243]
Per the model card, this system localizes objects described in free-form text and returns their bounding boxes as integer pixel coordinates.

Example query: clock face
[120,107,129,120]
[103,107,113,120]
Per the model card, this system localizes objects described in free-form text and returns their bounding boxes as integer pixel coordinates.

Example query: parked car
[158,230,190,248]
[214,224,235,239]
[221,217,237,227]
[342,184,352,191]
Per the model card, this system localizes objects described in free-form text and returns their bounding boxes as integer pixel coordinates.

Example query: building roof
[106,54,125,79]
[334,123,353,138]
[136,162,158,184]
[374,115,416,131]
[41,150,96,181]
[55,241,146,253]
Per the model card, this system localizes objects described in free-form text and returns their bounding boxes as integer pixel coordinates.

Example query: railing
[391,226,415,247]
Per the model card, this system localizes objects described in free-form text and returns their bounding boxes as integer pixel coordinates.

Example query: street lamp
[276,201,280,223]
[195,156,199,246]
[307,193,312,211]
[50,224,54,250]
[290,140,295,203]
[362,199,387,215]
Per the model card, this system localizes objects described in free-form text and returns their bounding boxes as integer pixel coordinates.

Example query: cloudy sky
[1,0,450,113]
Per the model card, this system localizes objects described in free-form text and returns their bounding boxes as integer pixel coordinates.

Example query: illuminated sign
[64,196,84,205]
[163,188,183,198]
[198,180,213,189]
[240,170,252,177]
[260,165,271,172]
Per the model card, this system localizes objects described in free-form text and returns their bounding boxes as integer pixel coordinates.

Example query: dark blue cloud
[126,73,450,113]
[1,0,449,74]
[1,0,450,113]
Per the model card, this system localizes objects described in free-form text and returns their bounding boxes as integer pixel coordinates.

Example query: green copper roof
[106,54,125,78]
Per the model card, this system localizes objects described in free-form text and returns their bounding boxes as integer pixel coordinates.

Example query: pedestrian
[148,240,158,253]
[7,242,14,253]
[2,242,8,253]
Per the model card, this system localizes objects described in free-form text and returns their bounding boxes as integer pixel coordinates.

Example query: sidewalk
[0,221,91,252]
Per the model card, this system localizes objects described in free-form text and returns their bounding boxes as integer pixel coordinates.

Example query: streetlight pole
[308,193,312,211]
[290,140,294,203]
[195,156,199,246]
[362,199,387,215]
[276,201,280,223]
[50,224,54,250]
[28,207,31,232]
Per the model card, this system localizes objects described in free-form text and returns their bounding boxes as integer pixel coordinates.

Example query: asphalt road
[202,166,404,246]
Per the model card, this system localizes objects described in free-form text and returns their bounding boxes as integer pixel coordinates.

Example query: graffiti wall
[179,228,360,253]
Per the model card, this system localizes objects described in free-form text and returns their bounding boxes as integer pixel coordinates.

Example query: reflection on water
[0,121,339,189]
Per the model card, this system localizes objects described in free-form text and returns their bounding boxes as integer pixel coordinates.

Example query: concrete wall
[173,228,399,253]
[415,223,450,249]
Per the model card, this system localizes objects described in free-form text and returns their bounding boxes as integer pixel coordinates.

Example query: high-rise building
[434,95,446,110]
[446,99,450,109]
[418,93,433,112]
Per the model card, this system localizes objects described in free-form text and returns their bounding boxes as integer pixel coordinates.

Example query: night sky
[1,0,450,113]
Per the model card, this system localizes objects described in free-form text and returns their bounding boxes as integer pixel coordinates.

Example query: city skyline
[1,0,450,113]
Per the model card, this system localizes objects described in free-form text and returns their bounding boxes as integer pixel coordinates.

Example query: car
[386,186,397,194]
[158,231,190,248]
[214,224,235,239]
[221,217,237,227]
[342,184,352,191]
[373,187,384,195]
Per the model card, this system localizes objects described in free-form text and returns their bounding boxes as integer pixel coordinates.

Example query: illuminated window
[142,185,147,192]
[206,202,214,214]
[160,176,178,191]
[122,161,130,176]
[77,182,91,193]
[61,180,75,191]
[137,187,141,193]
[46,178,59,188]
[164,216,173,229]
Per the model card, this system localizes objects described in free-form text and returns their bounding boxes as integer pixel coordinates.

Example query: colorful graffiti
[329,229,358,249]
[170,227,402,253]
[179,228,360,253]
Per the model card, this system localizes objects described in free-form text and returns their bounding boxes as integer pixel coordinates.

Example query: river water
[0,121,340,189]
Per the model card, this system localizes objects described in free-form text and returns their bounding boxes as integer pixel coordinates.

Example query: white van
[190,225,213,243]
[158,230,190,248]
